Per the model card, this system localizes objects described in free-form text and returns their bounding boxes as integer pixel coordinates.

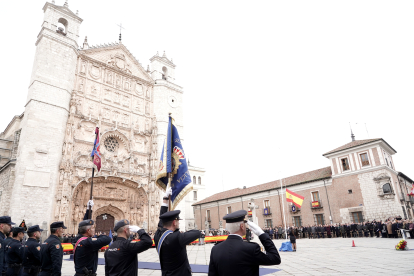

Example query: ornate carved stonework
[56,50,160,233]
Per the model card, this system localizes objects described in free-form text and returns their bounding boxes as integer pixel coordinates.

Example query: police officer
[104,219,152,276]
[5,227,25,276]
[154,188,200,276]
[39,221,66,276]
[73,219,111,276]
[22,225,43,276]
[208,210,281,276]
[0,216,15,276]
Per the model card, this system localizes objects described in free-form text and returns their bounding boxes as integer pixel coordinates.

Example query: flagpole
[167,113,173,211]
[280,178,287,240]
[88,168,95,219]
[88,128,99,220]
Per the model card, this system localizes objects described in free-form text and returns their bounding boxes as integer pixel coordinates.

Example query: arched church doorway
[71,176,150,231]
[96,213,114,234]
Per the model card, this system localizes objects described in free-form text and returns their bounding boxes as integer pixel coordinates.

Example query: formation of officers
[0,189,281,276]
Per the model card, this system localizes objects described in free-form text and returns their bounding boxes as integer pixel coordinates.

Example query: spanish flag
[286,189,304,208]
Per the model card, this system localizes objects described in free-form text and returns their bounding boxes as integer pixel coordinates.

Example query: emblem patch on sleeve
[92,238,97,241]
[37,246,40,251]
[55,244,60,249]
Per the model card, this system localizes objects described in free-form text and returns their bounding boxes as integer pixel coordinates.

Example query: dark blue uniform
[73,234,111,275]
[5,239,24,276]
[0,232,6,275]
[208,233,281,276]
[39,235,63,276]
[154,206,200,276]
[104,230,152,276]
[22,238,41,276]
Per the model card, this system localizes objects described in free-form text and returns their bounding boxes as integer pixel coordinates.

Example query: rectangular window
[264,200,270,208]
[360,153,370,166]
[311,191,319,202]
[351,212,363,223]
[207,210,211,221]
[227,206,232,214]
[193,191,197,201]
[341,158,350,171]
[314,214,324,225]
[293,216,302,227]
[264,219,273,228]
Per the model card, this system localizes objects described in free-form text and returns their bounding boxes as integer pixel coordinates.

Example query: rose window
[104,137,119,152]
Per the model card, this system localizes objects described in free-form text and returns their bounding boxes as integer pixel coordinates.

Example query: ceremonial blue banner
[156,116,192,210]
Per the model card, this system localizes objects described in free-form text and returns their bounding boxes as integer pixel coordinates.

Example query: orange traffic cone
[352,240,355,247]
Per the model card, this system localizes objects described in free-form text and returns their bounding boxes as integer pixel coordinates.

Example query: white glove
[87,200,94,209]
[163,187,172,198]
[247,221,264,236]
[129,225,140,233]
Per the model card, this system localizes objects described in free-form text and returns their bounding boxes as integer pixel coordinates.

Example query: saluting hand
[129,225,141,233]
[247,221,264,236]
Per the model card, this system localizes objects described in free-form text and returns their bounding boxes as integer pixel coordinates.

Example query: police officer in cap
[0,217,15,276]
[104,219,152,276]
[39,221,66,276]
[22,225,43,276]
[208,210,281,276]
[154,188,200,276]
[5,227,25,276]
[73,218,111,276]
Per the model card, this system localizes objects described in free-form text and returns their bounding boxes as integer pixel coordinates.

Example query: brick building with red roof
[193,137,413,229]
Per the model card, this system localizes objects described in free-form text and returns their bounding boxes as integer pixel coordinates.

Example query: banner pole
[88,167,95,220]
[167,113,173,211]
[89,128,99,220]
[280,178,287,240]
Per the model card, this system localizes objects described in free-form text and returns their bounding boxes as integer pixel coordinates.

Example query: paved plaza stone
[61,237,414,275]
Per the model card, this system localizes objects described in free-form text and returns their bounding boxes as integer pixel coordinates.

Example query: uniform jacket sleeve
[28,243,41,263]
[50,242,62,276]
[177,230,200,248]
[157,206,169,228]
[127,230,153,254]
[253,233,281,265]
[104,250,109,276]
[84,235,111,251]
[207,248,217,276]
[83,210,92,221]
[0,238,4,273]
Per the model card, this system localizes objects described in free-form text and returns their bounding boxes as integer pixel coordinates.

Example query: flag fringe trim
[171,183,193,211]
[156,173,168,191]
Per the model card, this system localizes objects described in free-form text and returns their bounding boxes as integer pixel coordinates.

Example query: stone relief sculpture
[56,49,161,232]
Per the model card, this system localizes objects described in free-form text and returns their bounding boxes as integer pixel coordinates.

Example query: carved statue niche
[78,78,85,92]
[145,119,150,132]
[145,102,150,115]
[136,82,143,95]
[116,75,121,88]
[124,79,130,91]
[80,62,87,74]
[107,71,113,84]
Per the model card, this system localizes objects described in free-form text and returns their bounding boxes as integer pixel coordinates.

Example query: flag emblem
[286,189,304,208]
[173,146,185,159]
[156,116,192,210]
[90,127,101,171]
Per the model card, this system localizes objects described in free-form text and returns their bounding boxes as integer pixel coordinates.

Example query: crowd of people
[262,216,412,240]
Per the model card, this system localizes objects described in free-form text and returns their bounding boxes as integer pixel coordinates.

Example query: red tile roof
[322,139,382,156]
[192,166,332,206]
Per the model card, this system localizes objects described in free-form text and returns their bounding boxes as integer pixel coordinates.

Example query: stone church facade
[0,1,196,235]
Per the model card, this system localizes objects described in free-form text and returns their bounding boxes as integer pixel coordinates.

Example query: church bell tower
[150,51,187,225]
[9,1,82,228]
